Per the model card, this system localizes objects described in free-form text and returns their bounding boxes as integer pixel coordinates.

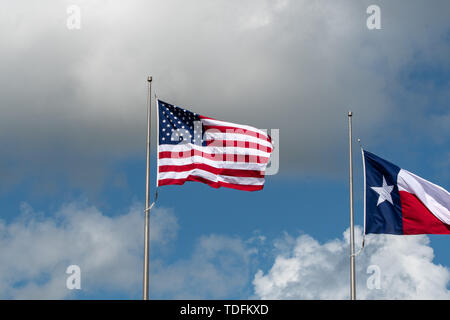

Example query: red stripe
[158,150,269,164]
[400,191,450,235]
[158,176,264,191]
[205,140,272,153]
[203,125,272,143]
[159,163,265,178]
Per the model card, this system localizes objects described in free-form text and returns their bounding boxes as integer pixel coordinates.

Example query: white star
[371,176,394,206]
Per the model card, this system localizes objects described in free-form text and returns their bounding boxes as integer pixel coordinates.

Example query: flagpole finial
[147,76,152,82]
[348,111,353,117]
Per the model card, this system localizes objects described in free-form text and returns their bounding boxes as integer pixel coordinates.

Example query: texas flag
[363,150,450,235]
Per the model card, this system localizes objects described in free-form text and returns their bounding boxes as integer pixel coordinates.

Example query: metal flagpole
[348,111,356,300]
[143,76,152,300]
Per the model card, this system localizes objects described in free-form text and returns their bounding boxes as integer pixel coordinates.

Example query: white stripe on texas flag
[397,169,450,234]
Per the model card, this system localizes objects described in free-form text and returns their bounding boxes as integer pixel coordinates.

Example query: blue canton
[158,100,206,146]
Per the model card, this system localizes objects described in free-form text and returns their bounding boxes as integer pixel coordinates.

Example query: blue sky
[0,0,449,299]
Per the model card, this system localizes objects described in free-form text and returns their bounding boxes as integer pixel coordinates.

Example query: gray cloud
[0,0,449,193]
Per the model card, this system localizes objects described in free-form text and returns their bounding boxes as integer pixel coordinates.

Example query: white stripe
[158,143,271,158]
[397,169,450,225]
[201,118,270,139]
[203,131,273,148]
[158,169,265,185]
[158,156,266,171]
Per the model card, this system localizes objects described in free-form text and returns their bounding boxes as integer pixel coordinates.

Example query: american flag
[156,99,273,191]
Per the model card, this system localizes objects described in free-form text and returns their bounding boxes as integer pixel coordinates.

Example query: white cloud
[0,201,178,299]
[3,202,450,300]
[0,201,254,299]
[253,227,450,299]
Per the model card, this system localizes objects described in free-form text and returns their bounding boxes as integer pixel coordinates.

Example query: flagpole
[348,111,356,300]
[143,76,152,300]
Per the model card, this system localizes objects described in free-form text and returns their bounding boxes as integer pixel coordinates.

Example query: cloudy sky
[0,0,449,299]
